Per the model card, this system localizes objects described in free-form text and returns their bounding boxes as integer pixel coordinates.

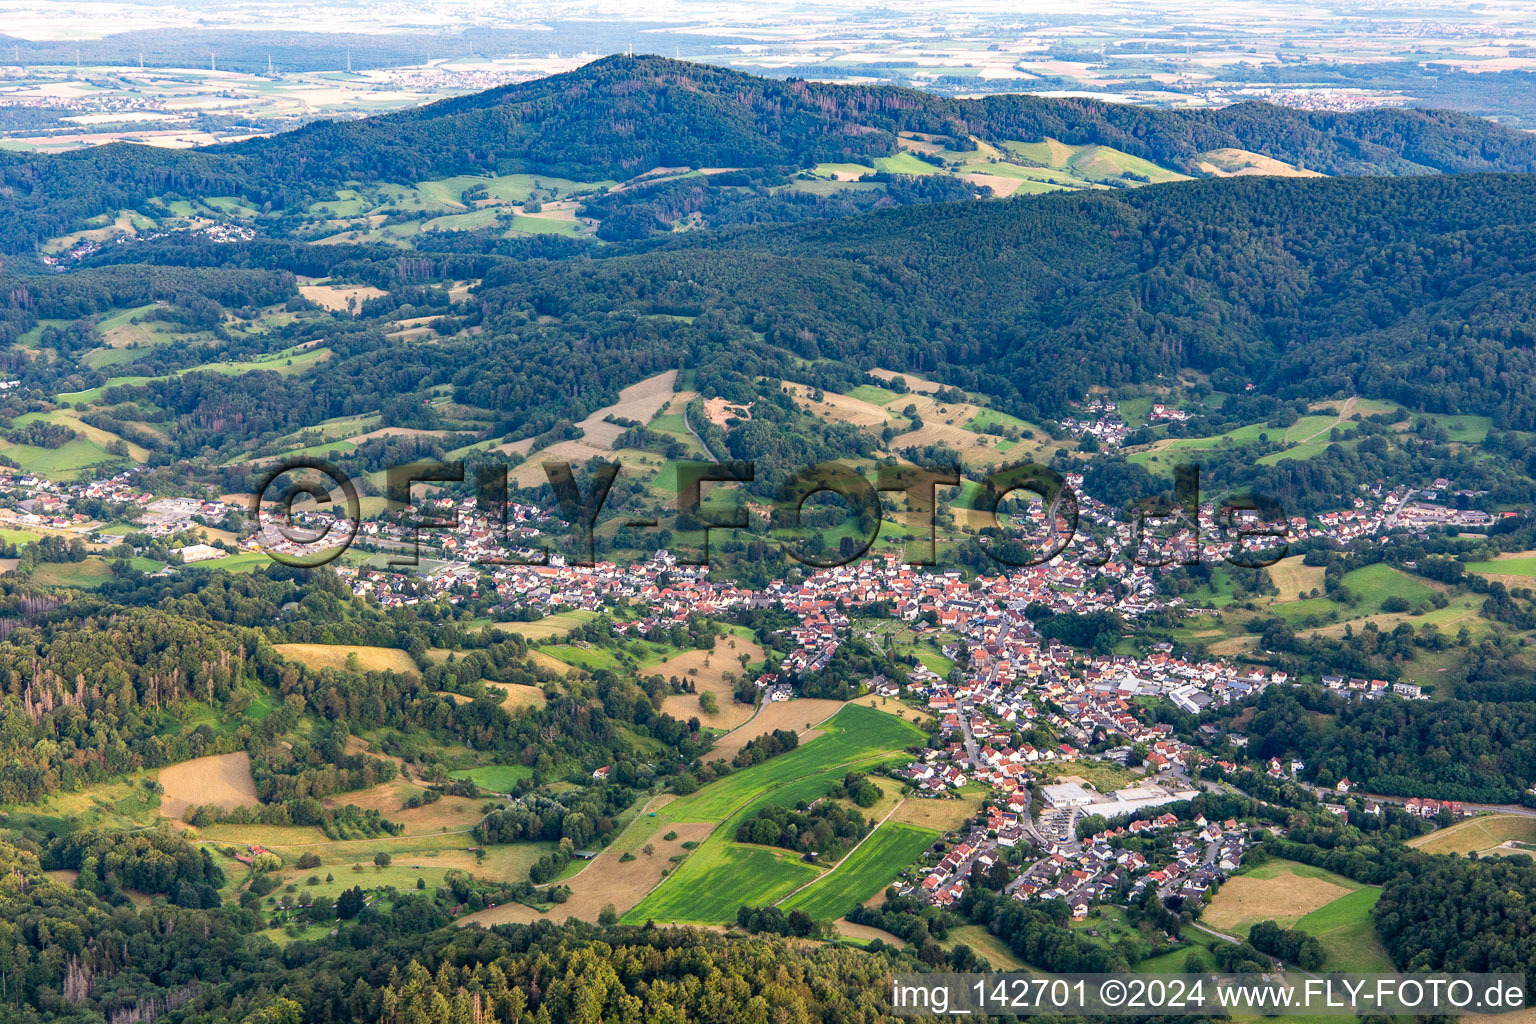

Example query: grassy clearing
[1338,563,1436,611]
[781,821,938,921]
[32,558,115,588]
[941,924,1033,970]
[447,764,534,793]
[273,643,420,675]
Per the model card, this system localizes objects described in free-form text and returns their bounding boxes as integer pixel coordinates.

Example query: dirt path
[1292,395,1358,445]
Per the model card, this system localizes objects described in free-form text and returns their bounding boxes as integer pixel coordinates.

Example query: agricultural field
[482,609,597,640]
[1204,860,1368,938]
[1267,556,1326,600]
[461,813,715,926]
[1409,814,1536,857]
[159,752,261,820]
[1465,551,1536,583]
[273,643,421,675]
[297,280,388,311]
[779,821,938,921]
[484,682,548,713]
[888,788,987,832]
[703,697,849,764]
[624,703,926,923]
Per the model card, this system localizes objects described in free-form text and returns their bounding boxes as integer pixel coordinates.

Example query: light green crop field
[448,764,534,793]
[781,821,938,920]
[623,704,925,923]
[506,215,586,237]
[663,704,924,824]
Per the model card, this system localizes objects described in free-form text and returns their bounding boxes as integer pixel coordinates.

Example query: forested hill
[478,172,1536,427]
[7,54,1536,252]
[233,55,1536,182]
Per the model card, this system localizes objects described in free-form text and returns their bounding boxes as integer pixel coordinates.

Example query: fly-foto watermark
[250,456,1289,570]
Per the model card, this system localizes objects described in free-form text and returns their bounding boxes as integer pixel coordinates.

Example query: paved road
[955,702,982,772]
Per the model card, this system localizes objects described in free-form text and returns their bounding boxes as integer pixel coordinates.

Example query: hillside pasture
[485,609,597,640]
[1293,887,1393,972]
[463,818,713,927]
[782,382,901,430]
[485,682,548,713]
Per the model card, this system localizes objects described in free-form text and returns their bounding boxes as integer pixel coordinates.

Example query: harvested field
[159,752,260,819]
[325,779,485,831]
[274,643,420,676]
[1204,865,1354,935]
[526,650,578,676]
[655,635,766,732]
[1196,148,1322,178]
[504,370,678,486]
[869,367,942,393]
[1267,555,1326,599]
[781,383,898,430]
[298,281,387,311]
[705,698,847,764]
[889,790,986,832]
[960,172,1030,197]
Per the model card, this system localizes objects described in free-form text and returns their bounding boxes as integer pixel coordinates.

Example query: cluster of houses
[1060,400,1130,448]
[39,221,257,269]
[1321,676,1428,700]
[906,809,1251,920]
[1147,403,1191,424]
